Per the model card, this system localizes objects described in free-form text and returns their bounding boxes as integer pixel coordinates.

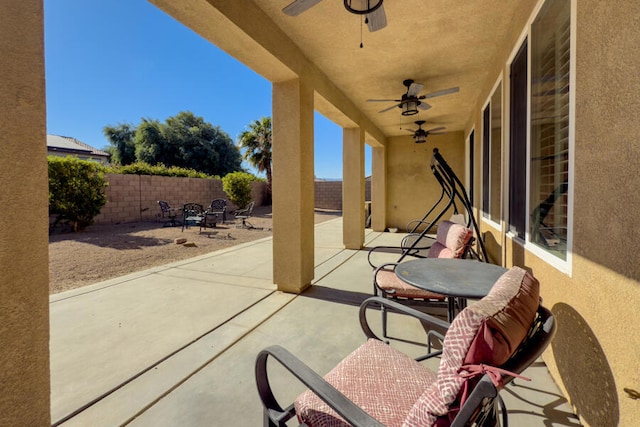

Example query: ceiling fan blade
[378,103,401,113]
[418,102,432,110]
[405,128,417,134]
[423,86,460,99]
[283,0,324,16]
[407,82,424,97]
[366,5,387,32]
[366,98,400,102]
[426,126,446,133]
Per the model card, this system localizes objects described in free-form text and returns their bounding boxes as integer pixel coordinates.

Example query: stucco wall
[0,1,51,425]
[539,2,640,425]
[93,174,266,224]
[467,1,640,425]
[386,132,466,230]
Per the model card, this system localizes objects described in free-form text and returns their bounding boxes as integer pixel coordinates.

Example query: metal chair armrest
[256,345,385,427]
[359,296,451,341]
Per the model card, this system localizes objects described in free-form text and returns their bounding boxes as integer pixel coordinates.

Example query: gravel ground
[48,206,341,294]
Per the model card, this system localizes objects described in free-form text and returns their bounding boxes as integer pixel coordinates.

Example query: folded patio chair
[157,200,181,227]
[256,267,555,427]
[373,220,474,337]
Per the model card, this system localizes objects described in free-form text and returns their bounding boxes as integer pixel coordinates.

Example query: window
[509,40,528,239]
[530,0,571,260]
[482,82,502,223]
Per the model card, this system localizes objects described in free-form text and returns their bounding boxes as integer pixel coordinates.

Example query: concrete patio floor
[50,218,582,426]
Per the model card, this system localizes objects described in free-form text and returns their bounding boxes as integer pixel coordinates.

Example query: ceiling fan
[406,120,446,143]
[283,0,387,32]
[367,79,460,115]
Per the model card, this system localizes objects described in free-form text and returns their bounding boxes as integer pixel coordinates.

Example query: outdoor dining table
[395,258,508,321]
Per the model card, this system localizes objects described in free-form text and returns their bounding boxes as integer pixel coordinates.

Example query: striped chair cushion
[295,338,437,427]
[402,267,540,426]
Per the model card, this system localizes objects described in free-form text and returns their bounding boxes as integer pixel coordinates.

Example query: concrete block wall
[314,179,370,211]
[94,174,265,224]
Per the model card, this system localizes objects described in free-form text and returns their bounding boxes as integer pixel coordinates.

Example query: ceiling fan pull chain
[360,15,364,48]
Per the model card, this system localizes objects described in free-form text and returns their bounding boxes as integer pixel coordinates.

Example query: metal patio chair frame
[157,200,181,227]
[256,297,556,427]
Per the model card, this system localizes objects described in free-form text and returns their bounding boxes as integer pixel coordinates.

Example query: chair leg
[381,304,388,338]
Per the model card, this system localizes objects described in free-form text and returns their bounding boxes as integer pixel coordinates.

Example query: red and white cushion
[402,266,540,426]
[295,338,437,427]
[296,267,539,427]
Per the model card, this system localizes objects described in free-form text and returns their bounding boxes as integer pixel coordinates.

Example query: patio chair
[181,202,205,232]
[373,220,474,337]
[256,267,555,427]
[234,201,255,229]
[207,198,228,223]
[157,200,181,227]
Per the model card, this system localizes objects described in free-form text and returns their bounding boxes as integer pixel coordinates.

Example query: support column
[272,79,315,293]
[342,127,365,249]
[0,1,50,425]
[371,146,387,231]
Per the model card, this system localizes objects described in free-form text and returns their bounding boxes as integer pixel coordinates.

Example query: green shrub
[222,171,256,209]
[48,156,108,231]
[108,162,216,179]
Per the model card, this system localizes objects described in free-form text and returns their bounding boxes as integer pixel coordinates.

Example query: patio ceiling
[152,0,537,138]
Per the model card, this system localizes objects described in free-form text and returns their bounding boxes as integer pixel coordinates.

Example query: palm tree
[238,117,272,203]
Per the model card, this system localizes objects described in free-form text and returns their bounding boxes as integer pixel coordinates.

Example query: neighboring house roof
[47,134,110,162]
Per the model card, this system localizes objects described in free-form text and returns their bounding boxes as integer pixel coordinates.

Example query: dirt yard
[48,206,341,294]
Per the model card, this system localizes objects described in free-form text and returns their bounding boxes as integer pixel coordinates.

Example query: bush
[48,157,108,231]
[108,162,216,179]
[222,171,256,209]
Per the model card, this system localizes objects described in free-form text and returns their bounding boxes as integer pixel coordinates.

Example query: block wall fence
[314,179,371,210]
[94,174,266,224]
[92,175,369,224]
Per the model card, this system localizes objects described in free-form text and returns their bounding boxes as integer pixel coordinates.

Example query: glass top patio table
[395,258,508,321]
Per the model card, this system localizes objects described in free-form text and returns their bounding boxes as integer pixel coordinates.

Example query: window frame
[503,0,575,274]
[481,77,504,230]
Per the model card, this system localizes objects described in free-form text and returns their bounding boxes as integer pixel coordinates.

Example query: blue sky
[44,0,370,179]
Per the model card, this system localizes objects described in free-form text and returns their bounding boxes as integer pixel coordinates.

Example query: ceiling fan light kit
[402,100,419,116]
[414,133,427,143]
[343,0,383,15]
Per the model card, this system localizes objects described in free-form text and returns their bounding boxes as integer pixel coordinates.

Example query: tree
[103,123,136,165]
[103,111,242,176]
[238,117,272,203]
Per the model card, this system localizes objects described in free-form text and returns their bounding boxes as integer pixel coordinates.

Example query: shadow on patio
[50,218,581,426]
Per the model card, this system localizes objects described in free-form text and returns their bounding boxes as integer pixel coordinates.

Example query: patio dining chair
[256,267,555,427]
[207,198,228,223]
[181,202,205,232]
[372,219,474,337]
[157,200,181,227]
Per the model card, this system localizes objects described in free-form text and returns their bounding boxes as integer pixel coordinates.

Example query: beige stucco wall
[0,1,51,425]
[468,1,640,425]
[385,132,465,230]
